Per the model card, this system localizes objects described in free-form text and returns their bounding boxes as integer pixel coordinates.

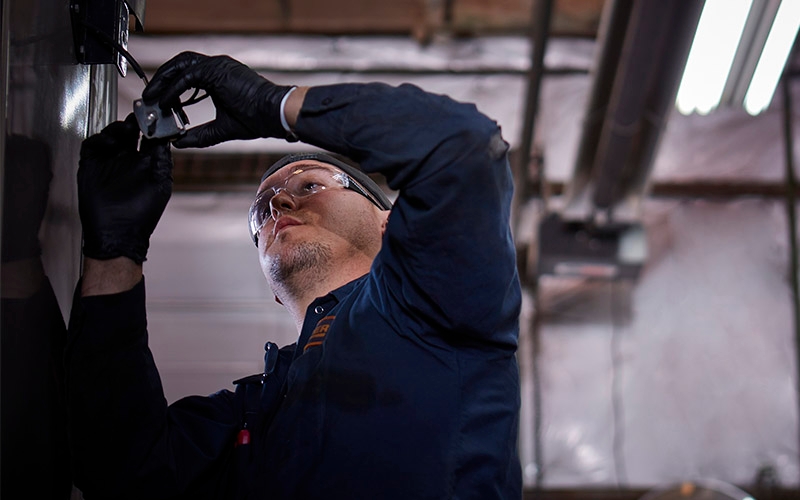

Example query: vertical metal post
[781,70,800,483]
[512,0,553,231]
[516,2,554,494]
[530,286,544,493]
[0,0,10,258]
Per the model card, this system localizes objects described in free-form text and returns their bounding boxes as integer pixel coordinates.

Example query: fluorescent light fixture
[743,0,800,115]
[676,0,753,115]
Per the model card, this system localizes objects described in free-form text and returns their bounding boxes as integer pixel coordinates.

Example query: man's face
[252,160,388,287]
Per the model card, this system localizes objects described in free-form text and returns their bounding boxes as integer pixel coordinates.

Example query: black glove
[142,52,295,149]
[78,114,172,264]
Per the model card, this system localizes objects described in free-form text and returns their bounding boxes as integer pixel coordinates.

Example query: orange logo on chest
[304,315,335,352]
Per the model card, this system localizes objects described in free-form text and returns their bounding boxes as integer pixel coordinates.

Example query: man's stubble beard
[268,241,333,296]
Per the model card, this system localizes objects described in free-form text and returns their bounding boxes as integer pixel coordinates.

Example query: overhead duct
[569,0,704,216]
[538,0,704,280]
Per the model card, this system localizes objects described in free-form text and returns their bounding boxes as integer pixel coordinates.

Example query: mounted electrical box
[537,213,646,280]
[70,0,146,76]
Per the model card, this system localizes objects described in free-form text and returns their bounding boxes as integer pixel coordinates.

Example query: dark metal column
[1,0,119,496]
[781,67,800,485]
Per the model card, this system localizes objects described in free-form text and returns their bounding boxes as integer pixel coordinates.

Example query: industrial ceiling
[120,2,800,493]
[122,0,800,282]
[142,0,606,38]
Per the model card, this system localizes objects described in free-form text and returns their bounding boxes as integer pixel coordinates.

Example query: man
[66,52,521,499]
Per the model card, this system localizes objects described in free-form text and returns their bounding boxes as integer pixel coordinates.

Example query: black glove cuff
[256,84,298,140]
[82,231,149,265]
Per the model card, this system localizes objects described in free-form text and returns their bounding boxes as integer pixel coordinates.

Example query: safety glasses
[248,165,377,245]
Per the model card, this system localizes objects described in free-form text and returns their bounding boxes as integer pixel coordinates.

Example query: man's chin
[266,241,333,286]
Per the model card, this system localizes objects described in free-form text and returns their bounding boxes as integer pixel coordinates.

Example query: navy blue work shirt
[66,82,522,499]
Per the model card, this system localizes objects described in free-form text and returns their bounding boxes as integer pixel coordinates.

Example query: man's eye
[302,182,321,192]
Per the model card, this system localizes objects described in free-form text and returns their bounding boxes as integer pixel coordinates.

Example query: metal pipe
[516,1,555,492]
[589,0,660,210]
[565,0,634,208]
[512,0,554,230]
[590,0,703,211]
[624,9,702,194]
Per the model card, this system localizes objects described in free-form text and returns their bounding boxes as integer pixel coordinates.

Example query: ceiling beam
[142,0,605,37]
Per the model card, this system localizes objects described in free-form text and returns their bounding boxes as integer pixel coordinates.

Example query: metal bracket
[133,99,187,140]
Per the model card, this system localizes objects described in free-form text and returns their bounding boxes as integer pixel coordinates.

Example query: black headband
[260,153,392,210]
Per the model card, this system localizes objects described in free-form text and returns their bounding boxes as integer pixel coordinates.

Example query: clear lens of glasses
[248,167,351,242]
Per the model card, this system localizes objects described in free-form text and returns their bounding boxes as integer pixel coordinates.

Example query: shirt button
[314,306,325,314]
[322,97,332,105]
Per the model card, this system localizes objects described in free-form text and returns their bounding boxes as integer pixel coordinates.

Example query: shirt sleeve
[294,83,521,345]
[65,278,238,499]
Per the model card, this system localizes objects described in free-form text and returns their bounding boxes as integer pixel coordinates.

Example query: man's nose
[269,188,298,220]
